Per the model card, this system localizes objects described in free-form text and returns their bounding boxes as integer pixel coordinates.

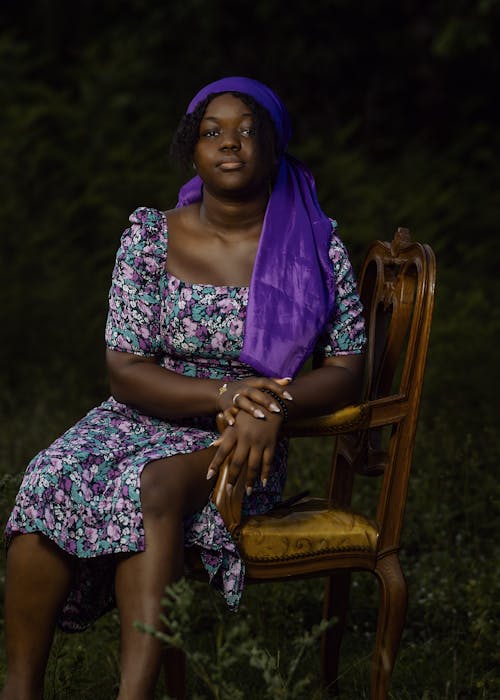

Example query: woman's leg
[1,533,74,700]
[115,448,214,700]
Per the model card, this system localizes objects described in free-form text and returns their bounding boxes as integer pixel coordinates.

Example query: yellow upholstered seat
[238,498,378,562]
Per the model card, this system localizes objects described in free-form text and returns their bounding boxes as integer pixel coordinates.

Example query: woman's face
[193,93,276,200]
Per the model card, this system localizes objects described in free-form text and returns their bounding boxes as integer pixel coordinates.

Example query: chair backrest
[334,228,436,552]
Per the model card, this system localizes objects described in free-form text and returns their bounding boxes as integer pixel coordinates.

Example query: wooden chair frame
[167,228,436,699]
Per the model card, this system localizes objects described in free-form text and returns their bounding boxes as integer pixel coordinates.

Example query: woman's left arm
[282,353,364,420]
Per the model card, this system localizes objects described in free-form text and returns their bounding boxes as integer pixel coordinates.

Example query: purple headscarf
[177,77,336,377]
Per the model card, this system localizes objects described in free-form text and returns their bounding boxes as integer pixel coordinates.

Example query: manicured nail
[261,478,268,488]
[206,469,216,480]
[226,483,233,495]
[246,486,253,496]
[283,391,293,401]
[283,377,293,382]
[228,417,235,426]
[269,402,280,413]
[254,408,265,419]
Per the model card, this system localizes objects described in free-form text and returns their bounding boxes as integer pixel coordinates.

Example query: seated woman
[1,77,366,700]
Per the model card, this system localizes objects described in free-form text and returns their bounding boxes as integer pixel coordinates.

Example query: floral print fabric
[6,207,366,632]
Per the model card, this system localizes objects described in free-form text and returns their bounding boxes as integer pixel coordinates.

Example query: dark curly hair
[169,91,279,174]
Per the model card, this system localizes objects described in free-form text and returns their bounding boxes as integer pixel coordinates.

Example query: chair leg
[371,554,408,700]
[164,646,187,700]
[320,571,352,696]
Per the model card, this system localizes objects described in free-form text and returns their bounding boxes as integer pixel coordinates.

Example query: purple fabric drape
[176,77,335,377]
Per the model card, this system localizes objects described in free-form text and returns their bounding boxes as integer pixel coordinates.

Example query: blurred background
[0,1,499,698]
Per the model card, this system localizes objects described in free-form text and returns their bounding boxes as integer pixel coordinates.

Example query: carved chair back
[331,228,436,552]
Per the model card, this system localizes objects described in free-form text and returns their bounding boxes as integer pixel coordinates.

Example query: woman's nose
[220,130,241,150]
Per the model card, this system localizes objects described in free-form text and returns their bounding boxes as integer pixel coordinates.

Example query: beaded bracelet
[262,389,289,423]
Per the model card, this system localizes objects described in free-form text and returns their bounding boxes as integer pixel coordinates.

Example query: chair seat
[237,498,378,562]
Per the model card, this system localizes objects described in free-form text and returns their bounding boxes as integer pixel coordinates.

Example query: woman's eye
[201,126,255,138]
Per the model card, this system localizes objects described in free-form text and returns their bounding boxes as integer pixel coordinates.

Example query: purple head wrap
[177,77,335,377]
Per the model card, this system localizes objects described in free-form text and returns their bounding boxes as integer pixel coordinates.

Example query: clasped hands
[206,377,294,496]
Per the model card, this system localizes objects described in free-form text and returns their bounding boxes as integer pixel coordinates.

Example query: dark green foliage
[0,1,499,697]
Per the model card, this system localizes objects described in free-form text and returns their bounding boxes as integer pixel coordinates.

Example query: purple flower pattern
[6,207,366,632]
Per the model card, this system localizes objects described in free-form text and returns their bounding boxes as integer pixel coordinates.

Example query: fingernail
[254,408,265,419]
[261,478,268,488]
[269,402,280,413]
[206,469,216,480]
[283,377,293,382]
[246,486,253,496]
[283,391,293,401]
[208,439,218,446]
[226,483,233,495]
[228,418,235,426]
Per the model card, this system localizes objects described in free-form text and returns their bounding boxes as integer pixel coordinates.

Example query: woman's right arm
[106,349,224,419]
[106,349,292,421]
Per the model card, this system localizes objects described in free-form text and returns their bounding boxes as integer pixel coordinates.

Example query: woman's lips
[217,160,244,171]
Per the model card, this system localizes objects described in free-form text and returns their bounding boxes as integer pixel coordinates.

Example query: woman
[1,77,366,700]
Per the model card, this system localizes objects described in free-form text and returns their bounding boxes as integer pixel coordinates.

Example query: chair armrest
[282,403,368,437]
[211,450,248,538]
[211,415,248,537]
[283,395,409,437]
[211,395,409,534]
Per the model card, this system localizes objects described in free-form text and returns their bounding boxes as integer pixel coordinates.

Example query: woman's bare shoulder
[163,204,200,227]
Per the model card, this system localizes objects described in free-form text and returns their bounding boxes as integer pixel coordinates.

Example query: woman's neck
[199,189,268,236]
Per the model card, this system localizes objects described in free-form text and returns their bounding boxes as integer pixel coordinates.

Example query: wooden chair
[167,228,436,699]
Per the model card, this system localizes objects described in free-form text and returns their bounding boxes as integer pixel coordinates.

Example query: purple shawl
[177,77,335,377]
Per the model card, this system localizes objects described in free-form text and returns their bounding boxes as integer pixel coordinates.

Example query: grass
[0,393,499,699]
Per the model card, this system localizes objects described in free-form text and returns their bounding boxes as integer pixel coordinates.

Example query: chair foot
[371,554,408,700]
[321,571,352,695]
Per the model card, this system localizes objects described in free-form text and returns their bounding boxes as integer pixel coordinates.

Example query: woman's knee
[140,451,212,519]
[140,459,184,518]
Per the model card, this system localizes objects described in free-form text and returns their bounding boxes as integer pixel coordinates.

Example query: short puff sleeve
[105,207,167,357]
[315,222,367,358]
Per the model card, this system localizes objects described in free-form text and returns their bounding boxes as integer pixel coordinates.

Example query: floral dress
[6,207,366,632]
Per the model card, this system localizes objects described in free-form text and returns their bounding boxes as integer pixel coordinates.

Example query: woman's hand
[216,376,293,426]
[206,409,284,495]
